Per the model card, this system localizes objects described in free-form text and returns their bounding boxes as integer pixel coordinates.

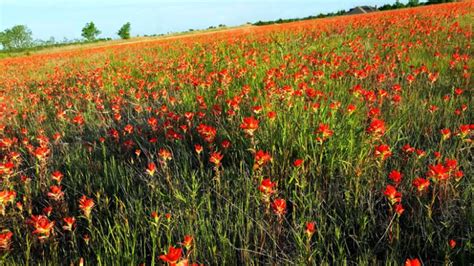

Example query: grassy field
[0,2,472,265]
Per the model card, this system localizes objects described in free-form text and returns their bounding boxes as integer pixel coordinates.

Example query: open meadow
[0,2,473,265]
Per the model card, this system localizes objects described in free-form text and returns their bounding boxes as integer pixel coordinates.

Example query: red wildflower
[181,235,193,249]
[209,151,224,166]
[415,149,426,158]
[368,107,381,117]
[428,105,438,113]
[159,246,183,265]
[33,147,50,161]
[427,164,449,181]
[267,111,277,120]
[0,162,14,176]
[0,190,16,206]
[184,112,194,121]
[456,124,470,139]
[305,221,316,237]
[221,139,231,149]
[272,198,287,216]
[440,128,451,140]
[405,258,421,266]
[258,178,276,195]
[197,124,217,143]
[63,217,76,231]
[43,206,53,216]
[72,115,85,126]
[194,144,203,155]
[316,123,334,142]
[16,202,23,212]
[392,84,402,92]
[146,162,156,176]
[47,185,64,201]
[384,185,401,205]
[29,215,54,240]
[0,137,14,150]
[402,144,415,154]
[159,148,173,161]
[148,117,159,131]
[133,147,140,155]
[449,239,456,249]
[428,72,439,83]
[124,124,134,134]
[0,231,13,250]
[51,170,64,184]
[454,170,464,181]
[374,144,392,160]
[367,118,386,138]
[412,177,430,192]
[444,158,457,171]
[151,211,159,219]
[394,203,405,216]
[347,104,357,114]
[254,150,272,169]
[240,116,259,137]
[252,105,263,114]
[79,195,95,219]
[388,170,403,185]
[293,159,304,167]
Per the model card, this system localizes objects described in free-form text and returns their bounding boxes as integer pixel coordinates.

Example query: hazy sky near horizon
[1,0,414,41]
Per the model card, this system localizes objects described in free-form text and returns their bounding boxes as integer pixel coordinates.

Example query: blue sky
[0,0,412,41]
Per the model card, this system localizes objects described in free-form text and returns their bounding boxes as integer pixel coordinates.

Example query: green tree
[81,22,101,41]
[0,25,33,50]
[393,0,405,8]
[117,22,131,39]
[0,32,7,50]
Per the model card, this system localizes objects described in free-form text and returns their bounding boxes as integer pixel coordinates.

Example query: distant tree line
[378,0,420,10]
[0,21,131,52]
[253,10,346,26]
[253,0,457,26]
